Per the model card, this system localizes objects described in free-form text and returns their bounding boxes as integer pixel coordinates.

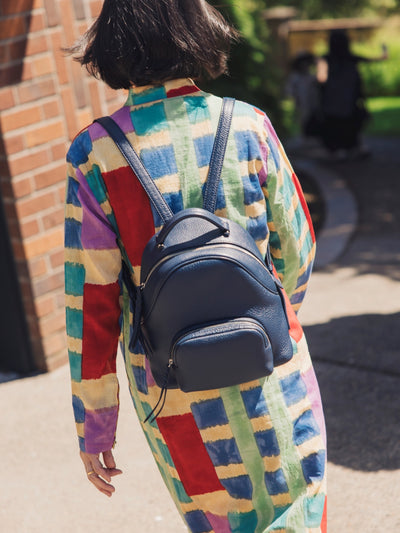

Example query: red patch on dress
[103,166,155,266]
[82,282,121,379]
[166,85,200,98]
[157,413,225,496]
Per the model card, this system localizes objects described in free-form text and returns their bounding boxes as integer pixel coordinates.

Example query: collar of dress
[125,78,201,107]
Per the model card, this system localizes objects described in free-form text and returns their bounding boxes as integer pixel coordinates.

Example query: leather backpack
[96,98,293,420]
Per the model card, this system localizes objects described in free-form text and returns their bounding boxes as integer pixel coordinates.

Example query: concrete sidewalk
[1,136,400,532]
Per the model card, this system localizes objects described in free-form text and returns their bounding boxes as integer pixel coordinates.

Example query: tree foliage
[265,0,400,19]
[202,0,283,126]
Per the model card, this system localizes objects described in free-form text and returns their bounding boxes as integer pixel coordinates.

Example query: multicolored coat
[65,79,327,532]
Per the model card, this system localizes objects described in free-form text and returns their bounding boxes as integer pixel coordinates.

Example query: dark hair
[329,29,351,59]
[69,0,239,89]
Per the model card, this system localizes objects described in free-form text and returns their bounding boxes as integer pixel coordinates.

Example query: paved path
[1,136,399,532]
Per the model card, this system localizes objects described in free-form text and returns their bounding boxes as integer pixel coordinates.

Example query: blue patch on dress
[246,212,268,241]
[65,218,83,249]
[242,173,264,205]
[241,387,269,418]
[254,428,280,457]
[66,176,81,207]
[301,450,326,484]
[191,398,229,429]
[234,130,261,162]
[72,395,85,423]
[205,438,242,466]
[220,475,253,499]
[293,410,320,446]
[194,134,214,167]
[280,371,307,407]
[131,365,148,394]
[67,130,92,166]
[184,510,212,533]
[141,145,178,178]
[264,468,289,496]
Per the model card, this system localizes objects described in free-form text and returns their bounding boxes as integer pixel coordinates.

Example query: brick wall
[0,0,125,371]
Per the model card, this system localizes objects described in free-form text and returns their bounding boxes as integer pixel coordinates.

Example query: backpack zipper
[141,243,270,289]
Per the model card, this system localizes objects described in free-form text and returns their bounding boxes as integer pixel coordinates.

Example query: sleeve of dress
[260,115,316,313]
[65,141,122,454]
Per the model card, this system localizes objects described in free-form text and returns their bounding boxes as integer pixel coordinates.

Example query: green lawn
[282,96,400,138]
[365,96,400,136]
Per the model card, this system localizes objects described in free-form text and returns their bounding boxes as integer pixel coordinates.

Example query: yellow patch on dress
[72,375,119,410]
[67,336,82,354]
[83,249,121,285]
[200,423,234,443]
[65,294,83,311]
[270,492,292,507]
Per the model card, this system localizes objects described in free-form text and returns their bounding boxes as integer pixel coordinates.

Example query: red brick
[1,105,42,133]
[88,80,103,118]
[21,219,40,239]
[11,239,26,261]
[9,147,49,175]
[57,182,66,202]
[0,43,9,64]
[17,190,56,219]
[4,218,21,239]
[59,0,76,45]
[0,88,14,111]
[32,54,54,77]
[34,162,65,190]
[3,134,25,155]
[61,87,78,140]
[46,351,68,371]
[12,176,33,198]
[24,227,63,259]
[35,294,55,318]
[72,0,86,20]
[42,99,60,119]
[0,16,27,39]
[39,308,65,336]
[50,31,68,85]
[49,248,64,268]
[8,38,28,62]
[1,0,33,15]
[51,141,67,161]
[28,12,46,32]
[21,60,34,82]
[42,206,64,229]
[78,109,92,130]
[0,63,24,86]
[18,77,56,104]
[90,0,103,17]
[32,268,64,296]
[42,331,66,358]
[25,119,65,148]
[43,0,60,27]
[26,34,48,57]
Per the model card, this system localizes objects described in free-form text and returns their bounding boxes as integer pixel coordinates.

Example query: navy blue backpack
[96,98,293,419]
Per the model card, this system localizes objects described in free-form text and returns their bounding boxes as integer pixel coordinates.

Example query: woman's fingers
[80,451,122,497]
[102,449,123,477]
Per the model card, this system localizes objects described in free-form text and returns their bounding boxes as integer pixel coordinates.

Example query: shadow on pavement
[305,313,400,472]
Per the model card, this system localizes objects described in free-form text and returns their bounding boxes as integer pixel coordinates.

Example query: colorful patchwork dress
[65,78,327,533]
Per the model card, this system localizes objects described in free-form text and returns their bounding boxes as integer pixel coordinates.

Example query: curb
[292,158,358,270]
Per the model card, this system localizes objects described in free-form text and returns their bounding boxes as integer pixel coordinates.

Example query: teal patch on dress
[131,102,168,135]
[68,351,81,382]
[184,96,210,124]
[66,308,83,339]
[65,263,85,296]
[304,494,326,527]
[86,165,108,205]
[228,510,258,533]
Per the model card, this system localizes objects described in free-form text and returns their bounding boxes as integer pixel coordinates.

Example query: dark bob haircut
[70,0,239,89]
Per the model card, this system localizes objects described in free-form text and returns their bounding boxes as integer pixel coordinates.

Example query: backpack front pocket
[171,318,274,392]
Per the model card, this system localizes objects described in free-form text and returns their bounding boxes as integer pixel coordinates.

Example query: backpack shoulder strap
[203,97,235,213]
[94,117,174,224]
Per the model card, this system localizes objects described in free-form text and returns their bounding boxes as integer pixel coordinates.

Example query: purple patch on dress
[206,513,232,533]
[264,116,279,146]
[84,406,118,454]
[89,107,134,141]
[111,106,135,132]
[259,141,268,185]
[76,168,118,250]
[302,366,327,447]
[145,357,156,387]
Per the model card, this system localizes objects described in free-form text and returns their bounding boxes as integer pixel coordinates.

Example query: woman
[317,29,388,156]
[65,1,327,531]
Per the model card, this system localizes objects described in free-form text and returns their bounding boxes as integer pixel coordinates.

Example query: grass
[281,96,400,138]
[365,96,400,136]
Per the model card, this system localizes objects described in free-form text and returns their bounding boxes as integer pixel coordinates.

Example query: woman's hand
[80,449,123,497]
